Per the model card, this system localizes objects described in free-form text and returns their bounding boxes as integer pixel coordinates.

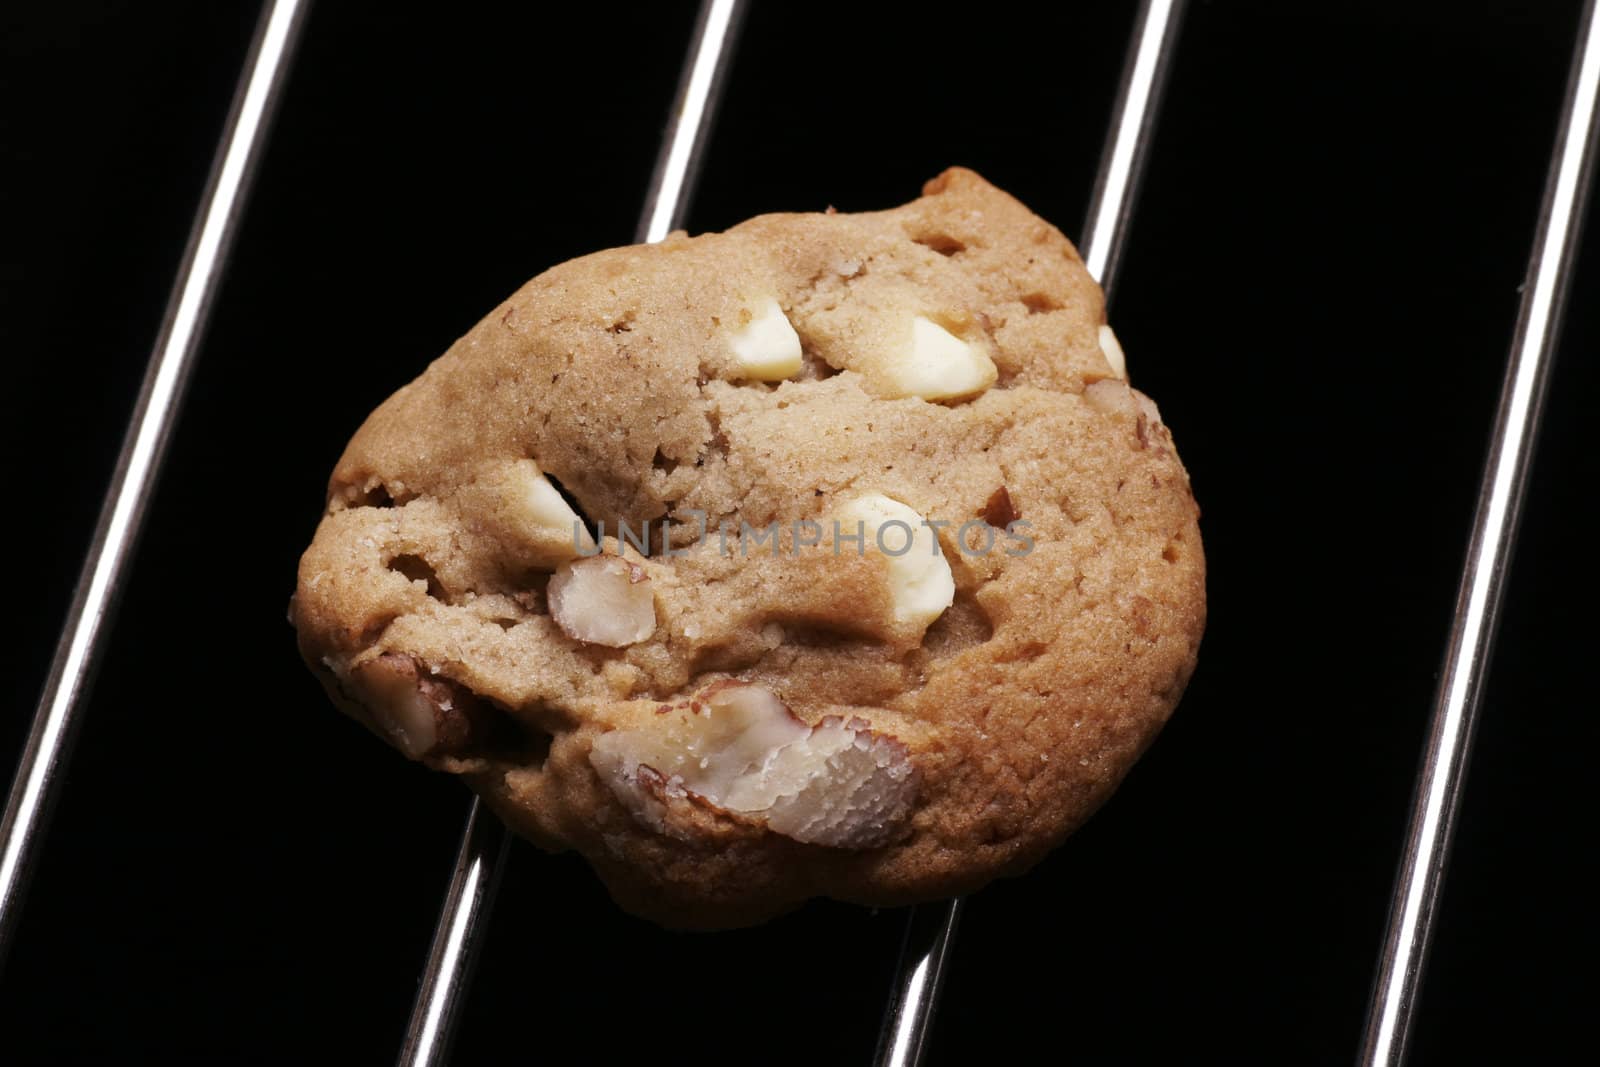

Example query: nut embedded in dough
[980,486,1020,529]
[588,682,917,848]
[347,652,482,759]
[1083,377,1137,416]
[549,555,657,648]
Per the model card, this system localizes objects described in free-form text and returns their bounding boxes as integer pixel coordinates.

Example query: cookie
[291,167,1205,928]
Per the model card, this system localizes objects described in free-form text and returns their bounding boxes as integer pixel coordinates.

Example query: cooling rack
[4,1,1596,1063]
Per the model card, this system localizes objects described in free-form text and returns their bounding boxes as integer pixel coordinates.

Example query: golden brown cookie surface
[292,168,1205,928]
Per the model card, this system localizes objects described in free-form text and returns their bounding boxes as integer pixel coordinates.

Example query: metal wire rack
[4,0,1597,1063]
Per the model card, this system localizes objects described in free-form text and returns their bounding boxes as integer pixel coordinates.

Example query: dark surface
[1,0,1594,1063]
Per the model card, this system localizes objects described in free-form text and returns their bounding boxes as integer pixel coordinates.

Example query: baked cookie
[291,168,1205,928]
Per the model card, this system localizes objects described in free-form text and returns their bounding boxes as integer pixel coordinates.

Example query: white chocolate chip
[876,316,997,401]
[549,555,656,647]
[1098,323,1127,379]
[833,493,955,631]
[729,298,802,380]
[493,459,596,562]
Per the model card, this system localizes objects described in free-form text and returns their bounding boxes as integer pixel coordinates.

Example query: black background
[2,1,1596,1063]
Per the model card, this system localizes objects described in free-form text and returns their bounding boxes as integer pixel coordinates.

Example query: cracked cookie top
[291,167,1205,928]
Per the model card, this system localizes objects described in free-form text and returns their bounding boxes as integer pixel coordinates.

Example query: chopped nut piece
[763,718,917,848]
[1132,387,1162,427]
[549,555,657,647]
[589,683,916,848]
[349,652,482,759]
[1085,379,1165,451]
[1132,388,1164,450]
[729,298,803,380]
[980,486,1019,529]
[1083,377,1136,416]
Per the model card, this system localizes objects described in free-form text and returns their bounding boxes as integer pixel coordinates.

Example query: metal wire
[1082,0,1189,296]
[393,3,749,1064]
[870,3,1190,1062]
[1358,2,1600,1063]
[873,897,965,1067]
[0,0,312,971]
[397,800,511,1067]
[636,0,749,246]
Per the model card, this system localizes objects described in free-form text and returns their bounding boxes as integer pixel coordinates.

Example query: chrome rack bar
[1081,0,1188,296]
[0,0,312,970]
[394,3,748,1064]
[873,896,964,1067]
[871,2,1189,1064]
[1357,3,1600,1064]
[637,0,749,246]
[396,800,511,1067]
